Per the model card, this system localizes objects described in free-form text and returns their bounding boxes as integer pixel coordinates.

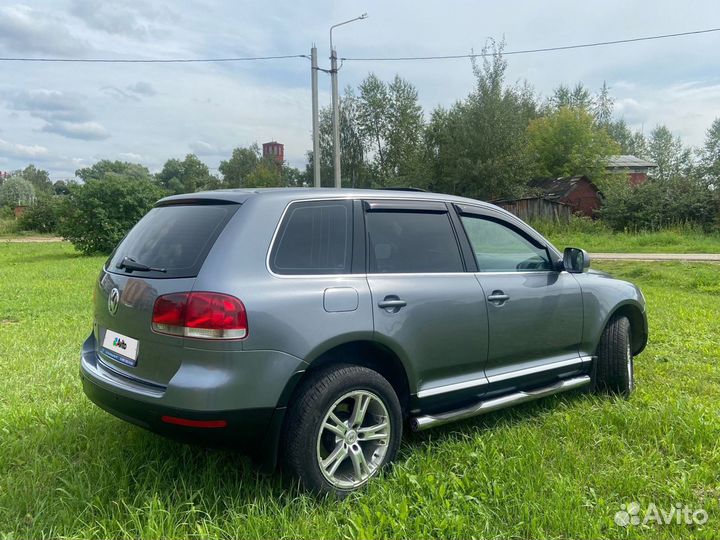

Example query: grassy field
[531,221,720,254]
[1,242,719,539]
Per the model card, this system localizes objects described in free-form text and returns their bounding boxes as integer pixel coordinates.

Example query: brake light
[152,292,248,339]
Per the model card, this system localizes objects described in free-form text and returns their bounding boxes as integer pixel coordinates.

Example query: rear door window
[365,208,463,273]
[107,203,238,279]
[270,200,352,275]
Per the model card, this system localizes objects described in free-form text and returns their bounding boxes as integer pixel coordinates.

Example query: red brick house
[528,176,602,218]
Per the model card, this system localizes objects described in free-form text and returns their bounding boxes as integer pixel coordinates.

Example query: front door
[456,209,585,392]
[363,200,489,403]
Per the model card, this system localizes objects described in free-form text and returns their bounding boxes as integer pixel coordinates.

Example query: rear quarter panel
[193,194,376,364]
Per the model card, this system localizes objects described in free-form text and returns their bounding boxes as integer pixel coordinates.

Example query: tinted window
[460,215,552,272]
[271,201,351,275]
[108,204,238,279]
[366,211,463,273]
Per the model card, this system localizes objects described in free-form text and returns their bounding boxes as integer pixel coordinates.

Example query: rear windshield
[107,203,239,279]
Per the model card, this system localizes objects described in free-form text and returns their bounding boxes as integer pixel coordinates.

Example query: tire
[282,364,402,497]
[593,315,634,397]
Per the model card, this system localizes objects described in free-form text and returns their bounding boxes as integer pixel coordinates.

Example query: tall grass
[529,216,720,253]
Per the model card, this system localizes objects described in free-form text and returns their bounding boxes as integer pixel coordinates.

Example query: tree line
[1,41,719,251]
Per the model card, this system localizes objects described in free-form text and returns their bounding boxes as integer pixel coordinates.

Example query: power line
[0,27,717,65]
[0,54,309,63]
[341,27,720,61]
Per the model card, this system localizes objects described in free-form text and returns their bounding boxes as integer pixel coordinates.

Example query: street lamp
[329,13,368,188]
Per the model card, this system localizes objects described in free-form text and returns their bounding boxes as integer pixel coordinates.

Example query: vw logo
[108,288,120,316]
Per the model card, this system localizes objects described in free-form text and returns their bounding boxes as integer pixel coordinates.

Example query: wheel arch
[603,301,648,355]
[278,338,414,416]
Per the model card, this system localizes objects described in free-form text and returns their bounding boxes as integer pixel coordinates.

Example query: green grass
[1,242,719,539]
[530,219,720,254]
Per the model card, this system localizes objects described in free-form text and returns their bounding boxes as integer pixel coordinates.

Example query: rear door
[363,200,489,403]
[93,202,239,386]
[455,205,585,392]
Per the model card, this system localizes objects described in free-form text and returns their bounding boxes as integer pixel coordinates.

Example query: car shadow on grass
[400,389,593,456]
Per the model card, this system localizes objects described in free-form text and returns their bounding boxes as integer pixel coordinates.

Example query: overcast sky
[1,0,719,179]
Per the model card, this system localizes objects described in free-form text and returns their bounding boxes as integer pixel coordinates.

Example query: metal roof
[528,175,596,201]
[606,155,657,168]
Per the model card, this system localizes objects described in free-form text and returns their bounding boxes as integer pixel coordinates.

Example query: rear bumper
[80,333,307,467]
[81,371,276,451]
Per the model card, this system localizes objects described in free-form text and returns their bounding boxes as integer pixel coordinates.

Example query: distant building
[526,176,602,218]
[606,155,657,186]
[262,141,284,164]
[493,196,573,223]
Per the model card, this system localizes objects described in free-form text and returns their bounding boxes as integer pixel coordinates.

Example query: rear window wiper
[116,256,167,273]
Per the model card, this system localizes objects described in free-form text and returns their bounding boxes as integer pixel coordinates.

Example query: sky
[1,0,719,179]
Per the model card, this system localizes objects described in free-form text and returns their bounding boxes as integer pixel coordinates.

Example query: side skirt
[410,375,590,431]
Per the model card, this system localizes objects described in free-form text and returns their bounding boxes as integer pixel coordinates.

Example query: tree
[425,40,538,199]
[647,125,693,181]
[607,120,648,157]
[59,177,164,254]
[550,82,594,111]
[75,160,153,183]
[0,175,35,207]
[157,154,218,194]
[526,106,620,182]
[244,159,284,188]
[357,74,390,178]
[594,81,614,127]
[314,88,369,188]
[219,145,260,187]
[18,193,60,233]
[20,165,53,194]
[53,180,71,196]
[355,73,426,186]
[699,117,720,185]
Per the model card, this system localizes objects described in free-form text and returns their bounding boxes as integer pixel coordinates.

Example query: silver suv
[80,188,647,495]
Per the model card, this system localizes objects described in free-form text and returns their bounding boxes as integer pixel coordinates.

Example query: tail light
[152,292,248,340]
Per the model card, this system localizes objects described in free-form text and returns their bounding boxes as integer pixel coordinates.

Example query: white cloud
[0,139,50,159]
[0,4,90,55]
[118,152,143,160]
[42,120,110,140]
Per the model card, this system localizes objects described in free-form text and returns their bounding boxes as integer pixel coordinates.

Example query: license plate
[101,329,139,366]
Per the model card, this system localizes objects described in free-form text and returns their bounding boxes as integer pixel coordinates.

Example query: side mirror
[563,247,591,273]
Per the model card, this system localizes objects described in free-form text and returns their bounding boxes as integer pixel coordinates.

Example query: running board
[410,375,591,431]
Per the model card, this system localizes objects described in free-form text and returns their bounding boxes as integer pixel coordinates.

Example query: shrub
[18,195,61,233]
[600,178,718,232]
[0,218,20,235]
[58,177,165,254]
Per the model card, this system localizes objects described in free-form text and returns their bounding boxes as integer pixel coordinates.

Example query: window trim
[268,199,354,276]
[363,200,467,275]
[454,206,557,273]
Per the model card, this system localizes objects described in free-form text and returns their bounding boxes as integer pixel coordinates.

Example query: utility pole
[330,47,341,188]
[311,46,321,188]
[329,13,367,189]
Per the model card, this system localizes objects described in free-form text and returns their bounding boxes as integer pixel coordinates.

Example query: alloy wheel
[316,390,391,489]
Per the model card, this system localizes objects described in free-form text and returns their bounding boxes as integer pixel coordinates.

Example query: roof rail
[376,187,428,192]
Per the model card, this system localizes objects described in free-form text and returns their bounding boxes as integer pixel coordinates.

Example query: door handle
[378,296,407,312]
[487,291,509,304]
